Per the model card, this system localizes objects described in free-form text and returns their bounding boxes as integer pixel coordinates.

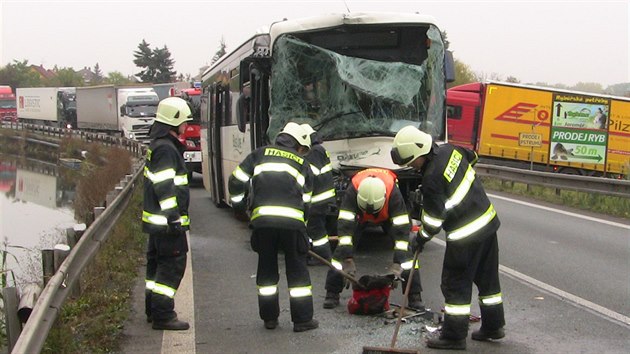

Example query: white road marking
[162,232,196,353]
[488,193,630,229]
[429,193,630,328]
[430,237,630,327]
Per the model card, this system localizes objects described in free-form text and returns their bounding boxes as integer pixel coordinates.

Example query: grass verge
[42,183,146,353]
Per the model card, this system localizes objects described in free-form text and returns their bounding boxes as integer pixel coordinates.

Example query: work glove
[166,222,185,236]
[342,258,356,289]
[411,232,430,254]
[389,263,403,289]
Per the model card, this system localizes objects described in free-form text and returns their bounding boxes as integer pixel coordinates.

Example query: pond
[0,153,79,287]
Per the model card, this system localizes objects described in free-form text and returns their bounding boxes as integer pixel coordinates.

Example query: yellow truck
[447,81,630,178]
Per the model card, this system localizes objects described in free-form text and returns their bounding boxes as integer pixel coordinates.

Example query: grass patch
[42,185,146,353]
[481,177,630,219]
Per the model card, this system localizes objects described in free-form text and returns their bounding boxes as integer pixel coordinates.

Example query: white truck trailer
[76,85,159,143]
[16,87,76,128]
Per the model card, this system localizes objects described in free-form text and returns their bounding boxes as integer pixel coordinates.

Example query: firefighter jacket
[142,134,190,234]
[305,143,335,209]
[334,168,413,268]
[228,144,313,231]
[418,144,500,244]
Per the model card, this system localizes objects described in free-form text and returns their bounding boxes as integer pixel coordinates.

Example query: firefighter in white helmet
[391,125,505,350]
[228,122,319,332]
[322,167,424,311]
[143,97,193,331]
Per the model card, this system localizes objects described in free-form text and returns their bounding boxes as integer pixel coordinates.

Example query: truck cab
[177,83,202,177]
[446,82,483,150]
[0,86,17,123]
[117,88,159,144]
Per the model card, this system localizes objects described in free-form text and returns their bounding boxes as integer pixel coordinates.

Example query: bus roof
[201,12,440,81]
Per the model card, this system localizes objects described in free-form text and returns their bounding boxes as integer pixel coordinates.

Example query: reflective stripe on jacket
[142,135,190,234]
[419,144,499,243]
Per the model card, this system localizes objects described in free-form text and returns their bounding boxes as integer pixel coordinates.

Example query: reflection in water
[0,153,79,286]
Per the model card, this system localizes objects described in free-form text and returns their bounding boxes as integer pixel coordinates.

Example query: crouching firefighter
[228,122,319,333]
[142,97,192,331]
[323,168,424,312]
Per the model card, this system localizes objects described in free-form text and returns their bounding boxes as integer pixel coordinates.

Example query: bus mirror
[237,92,250,133]
[445,50,455,83]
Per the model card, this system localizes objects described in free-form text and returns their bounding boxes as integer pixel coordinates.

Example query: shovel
[307,250,364,289]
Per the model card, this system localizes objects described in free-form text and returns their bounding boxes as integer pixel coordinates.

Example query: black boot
[323,291,340,309]
[471,327,505,341]
[264,319,278,330]
[152,317,190,331]
[407,293,425,312]
[426,336,466,350]
[293,319,319,332]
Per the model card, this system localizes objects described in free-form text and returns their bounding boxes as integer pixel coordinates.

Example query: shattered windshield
[267,25,445,142]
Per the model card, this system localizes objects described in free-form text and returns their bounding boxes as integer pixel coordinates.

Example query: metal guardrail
[475,163,630,198]
[1,123,147,354]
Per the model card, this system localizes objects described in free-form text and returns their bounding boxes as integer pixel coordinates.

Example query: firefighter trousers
[252,227,314,324]
[145,231,188,322]
[440,232,505,340]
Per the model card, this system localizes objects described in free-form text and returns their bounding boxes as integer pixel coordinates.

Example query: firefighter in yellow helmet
[228,122,319,332]
[392,125,505,350]
[142,97,193,330]
[322,167,424,312]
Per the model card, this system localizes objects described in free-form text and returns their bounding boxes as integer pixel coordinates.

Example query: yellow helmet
[155,97,192,127]
[281,122,311,148]
[391,125,432,166]
[357,177,386,214]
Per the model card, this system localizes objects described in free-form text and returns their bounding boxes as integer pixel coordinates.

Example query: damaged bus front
[201,13,453,215]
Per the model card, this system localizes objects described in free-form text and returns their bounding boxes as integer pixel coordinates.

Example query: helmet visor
[390,147,414,166]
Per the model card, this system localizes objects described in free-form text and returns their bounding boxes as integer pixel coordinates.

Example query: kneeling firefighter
[323,168,424,311]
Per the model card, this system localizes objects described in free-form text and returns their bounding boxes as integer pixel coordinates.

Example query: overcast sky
[1,0,628,87]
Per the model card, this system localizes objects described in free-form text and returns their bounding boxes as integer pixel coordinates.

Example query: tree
[211,37,227,64]
[133,39,177,83]
[105,71,132,85]
[506,76,520,83]
[570,82,604,94]
[153,46,176,83]
[48,67,84,87]
[447,59,478,88]
[92,63,104,85]
[0,60,42,89]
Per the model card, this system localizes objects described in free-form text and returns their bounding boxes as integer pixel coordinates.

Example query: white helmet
[357,177,387,214]
[300,123,316,136]
[281,122,311,148]
[155,97,192,127]
[391,125,432,166]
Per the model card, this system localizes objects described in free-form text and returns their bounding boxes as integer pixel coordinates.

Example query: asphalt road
[118,175,630,353]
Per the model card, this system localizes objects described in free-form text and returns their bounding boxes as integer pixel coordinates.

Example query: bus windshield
[267,25,445,142]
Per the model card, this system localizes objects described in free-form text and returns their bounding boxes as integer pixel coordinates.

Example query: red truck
[177,83,202,178]
[0,85,17,122]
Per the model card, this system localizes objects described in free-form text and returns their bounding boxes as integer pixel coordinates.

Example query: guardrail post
[53,244,71,271]
[3,286,21,352]
[17,283,42,324]
[41,249,54,286]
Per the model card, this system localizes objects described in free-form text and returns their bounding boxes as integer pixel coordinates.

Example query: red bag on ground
[347,274,394,315]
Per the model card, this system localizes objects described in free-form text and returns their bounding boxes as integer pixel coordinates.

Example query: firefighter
[391,126,505,350]
[322,168,424,311]
[228,122,319,332]
[142,97,192,331]
[301,124,336,265]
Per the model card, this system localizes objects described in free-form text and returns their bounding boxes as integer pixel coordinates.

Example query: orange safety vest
[351,168,397,224]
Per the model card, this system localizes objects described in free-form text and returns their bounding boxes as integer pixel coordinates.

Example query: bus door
[208,82,226,207]
[238,58,271,149]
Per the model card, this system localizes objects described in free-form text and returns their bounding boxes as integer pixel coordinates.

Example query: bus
[200,12,453,218]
